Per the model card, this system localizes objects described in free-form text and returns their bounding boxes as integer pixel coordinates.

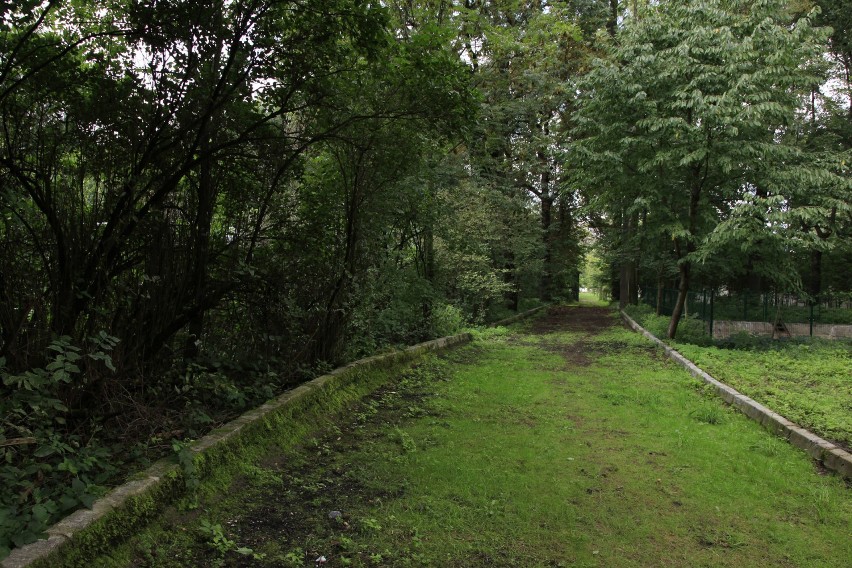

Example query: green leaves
[574,0,842,288]
[0,334,119,559]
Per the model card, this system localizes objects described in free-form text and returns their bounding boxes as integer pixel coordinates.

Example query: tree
[574,0,834,338]
[1,1,480,554]
[465,1,592,303]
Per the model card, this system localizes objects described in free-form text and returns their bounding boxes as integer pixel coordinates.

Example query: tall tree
[467,1,590,302]
[574,0,833,337]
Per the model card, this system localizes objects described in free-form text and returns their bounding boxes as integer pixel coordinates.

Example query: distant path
[529,304,613,334]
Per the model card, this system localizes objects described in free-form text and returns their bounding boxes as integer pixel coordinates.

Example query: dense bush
[0,338,118,556]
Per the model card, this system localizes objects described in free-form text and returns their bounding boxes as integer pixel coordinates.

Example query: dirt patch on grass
[541,338,665,370]
[174,361,452,566]
[530,306,615,335]
[528,307,648,368]
[554,341,594,366]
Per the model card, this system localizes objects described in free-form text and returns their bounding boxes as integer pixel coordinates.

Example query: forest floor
[106,303,851,568]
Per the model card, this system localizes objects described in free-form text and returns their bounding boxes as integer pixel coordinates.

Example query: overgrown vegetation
[2,0,851,558]
[95,307,850,567]
[0,1,581,554]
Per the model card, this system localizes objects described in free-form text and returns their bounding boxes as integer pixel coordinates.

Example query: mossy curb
[620,310,852,480]
[1,333,472,568]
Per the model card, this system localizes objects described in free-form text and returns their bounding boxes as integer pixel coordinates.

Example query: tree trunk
[570,270,580,302]
[618,211,637,309]
[607,0,618,37]
[315,150,364,363]
[540,193,554,302]
[619,263,631,309]
[610,262,620,303]
[184,32,222,361]
[809,249,822,302]
[422,222,435,322]
[504,250,519,311]
[184,116,217,361]
[667,262,690,339]
[557,195,581,302]
[667,170,702,338]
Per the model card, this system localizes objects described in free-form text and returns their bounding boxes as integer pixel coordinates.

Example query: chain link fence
[640,285,852,339]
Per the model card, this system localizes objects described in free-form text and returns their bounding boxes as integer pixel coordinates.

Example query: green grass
[578,291,612,307]
[626,306,852,449]
[674,340,852,449]
[100,309,850,567]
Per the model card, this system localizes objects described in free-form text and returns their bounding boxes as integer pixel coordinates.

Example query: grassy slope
[103,308,850,568]
[628,307,852,449]
[673,341,851,449]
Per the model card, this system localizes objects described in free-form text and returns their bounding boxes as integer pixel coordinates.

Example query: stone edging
[2,333,473,568]
[620,310,852,480]
[489,305,548,327]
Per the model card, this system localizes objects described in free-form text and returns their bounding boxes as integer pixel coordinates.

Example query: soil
[529,306,640,367]
[197,359,456,567]
[529,305,614,335]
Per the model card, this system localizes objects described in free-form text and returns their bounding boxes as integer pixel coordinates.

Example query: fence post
[709,288,715,338]
[743,290,748,321]
[763,293,768,322]
[809,303,814,337]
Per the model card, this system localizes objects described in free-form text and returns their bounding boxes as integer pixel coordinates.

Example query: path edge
[1,333,473,568]
[620,310,852,480]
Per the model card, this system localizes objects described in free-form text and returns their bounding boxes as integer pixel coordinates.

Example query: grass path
[114,305,851,567]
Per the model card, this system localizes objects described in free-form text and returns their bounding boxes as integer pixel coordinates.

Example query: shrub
[429,302,465,338]
[1,337,117,559]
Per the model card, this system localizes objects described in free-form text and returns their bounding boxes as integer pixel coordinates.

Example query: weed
[468,326,510,342]
[240,463,283,486]
[339,535,357,551]
[198,519,265,562]
[171,439,199,509]
[278,548,305,567]
[360,517,383,533]
[749,436,785,457]
[393,428,417,454]
[697,528,748,549]
[355,401,379,424]
[690,403,726,425]
[0,338,117,557]
[600,390,630,406]
[810,486,834,525]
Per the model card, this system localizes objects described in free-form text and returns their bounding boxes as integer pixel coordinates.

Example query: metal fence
[640,285,852,339]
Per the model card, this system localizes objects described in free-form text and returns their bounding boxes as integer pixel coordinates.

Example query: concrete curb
[620,310,852,480]
[489,305,548,327]
[2,333,473,568]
